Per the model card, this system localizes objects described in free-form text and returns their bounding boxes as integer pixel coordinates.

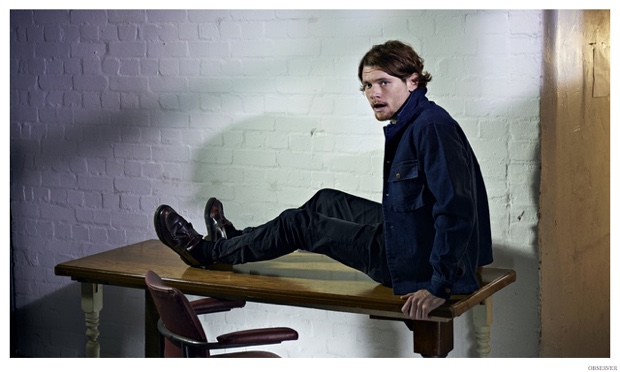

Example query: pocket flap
[388,160,419,182]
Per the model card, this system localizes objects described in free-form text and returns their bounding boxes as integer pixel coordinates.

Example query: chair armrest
[190,298,246,315]
[158,320,298,355]
[217,327,299,347]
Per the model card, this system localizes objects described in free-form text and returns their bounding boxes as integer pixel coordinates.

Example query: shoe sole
[153,204,204,267]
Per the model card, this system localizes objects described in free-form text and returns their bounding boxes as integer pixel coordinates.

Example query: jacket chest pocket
[386,160,427,212]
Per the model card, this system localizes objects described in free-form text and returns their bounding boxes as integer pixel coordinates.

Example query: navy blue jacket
[382,88,493,298]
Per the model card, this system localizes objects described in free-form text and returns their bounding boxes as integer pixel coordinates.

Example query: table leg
[80,283,103,358]
[472,296,493,357]
[411,319,454,357]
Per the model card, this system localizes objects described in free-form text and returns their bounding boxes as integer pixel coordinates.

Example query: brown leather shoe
[154,205,212,267]
[204,197,237,241]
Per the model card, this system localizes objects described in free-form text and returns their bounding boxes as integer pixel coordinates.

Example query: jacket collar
[389,87,428,127]
[383,88,428,140]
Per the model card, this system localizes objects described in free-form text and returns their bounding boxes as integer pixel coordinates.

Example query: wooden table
[54,239,516,358]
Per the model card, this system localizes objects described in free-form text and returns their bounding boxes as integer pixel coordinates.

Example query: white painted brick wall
[10,9,542,357]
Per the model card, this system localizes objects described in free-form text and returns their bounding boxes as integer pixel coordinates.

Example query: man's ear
[407,73,419,92]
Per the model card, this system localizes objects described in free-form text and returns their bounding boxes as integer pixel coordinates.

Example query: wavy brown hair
[358,40,432,89]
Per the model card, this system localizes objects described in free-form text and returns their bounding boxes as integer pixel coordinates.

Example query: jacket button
[396,173,401,179]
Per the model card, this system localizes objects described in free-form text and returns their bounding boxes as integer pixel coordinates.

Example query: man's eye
[380,81,389,86]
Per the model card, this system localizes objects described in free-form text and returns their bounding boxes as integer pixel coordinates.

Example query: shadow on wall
[10,108,162,357]
[486,242,539,357]
[11,282,145,357]
[10,107,178,258]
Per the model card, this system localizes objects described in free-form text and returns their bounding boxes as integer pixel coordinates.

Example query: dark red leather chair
[145,270,299,357]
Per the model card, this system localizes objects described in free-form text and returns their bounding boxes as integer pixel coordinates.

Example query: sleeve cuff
[429,277,453,300]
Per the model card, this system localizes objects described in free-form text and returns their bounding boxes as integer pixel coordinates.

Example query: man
[154,40,493,320]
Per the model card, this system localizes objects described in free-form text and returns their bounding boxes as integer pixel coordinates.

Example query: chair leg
[145,290,162,357]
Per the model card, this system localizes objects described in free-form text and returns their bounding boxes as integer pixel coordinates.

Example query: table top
[55,239,516,321]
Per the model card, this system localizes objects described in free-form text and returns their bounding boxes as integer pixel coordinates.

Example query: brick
[233,149,277,167]
[101,58,120,74]
[35,42,70,57]
[146,42,188,58]
[40,204,75,222]
[99,25,119,41]
[33,10,69,25]
[73,75,108,91]
[109,41,146,57]
[27,24,44,42]
[11,75,37,90]
[146,9,187,23]
[110,211,150,229]
[82,92,101,109]
[121,93,139,109]
[230,40,275,57]
[276,152,321,170]
[60,24,80,42]
[230,9,275,21]
[75,208,94,223]
[198,23,220,40]
[120,194,141,211]
[149,76,188,92]
[112,143,152,160]
[70,10,107,25]
[79,24,99,41]
[188,9,229,22]
[118,25,138,41]
[77,175,114,192]
[107,10,146,24]
[109,76,148,92]
[465,11,509,35]
[63,91,81,107]
[151,144,190,162]
[10,10,34,26]
[71,42,106,58]
[118,59,139,76]
[114,177,151,195]
[178,23,199,41]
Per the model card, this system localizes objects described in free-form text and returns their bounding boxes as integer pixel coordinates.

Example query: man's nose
[367,86,380,98]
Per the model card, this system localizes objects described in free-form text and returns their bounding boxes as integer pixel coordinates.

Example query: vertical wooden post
[80,283,103,357]
[472,297,493,357]
[412,319,454,357]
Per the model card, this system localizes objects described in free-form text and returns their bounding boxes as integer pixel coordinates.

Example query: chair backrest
[145,270,209,357]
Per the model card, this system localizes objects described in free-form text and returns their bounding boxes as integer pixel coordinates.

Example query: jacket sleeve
[414,118,477,299]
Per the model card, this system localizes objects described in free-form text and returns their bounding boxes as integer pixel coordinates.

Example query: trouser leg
[210,189,392,286]
[299,188,384,225]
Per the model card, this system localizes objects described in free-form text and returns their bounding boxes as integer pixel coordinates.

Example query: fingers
[400,290,446,320]
[400,297,412,318]
[401,295,428,319]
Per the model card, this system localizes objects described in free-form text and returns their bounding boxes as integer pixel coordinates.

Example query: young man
[154,40,493,320]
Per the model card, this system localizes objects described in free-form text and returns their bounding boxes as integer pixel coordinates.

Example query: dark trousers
[211,188,392,286]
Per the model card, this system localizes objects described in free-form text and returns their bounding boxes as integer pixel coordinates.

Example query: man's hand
[400,289,446,320]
